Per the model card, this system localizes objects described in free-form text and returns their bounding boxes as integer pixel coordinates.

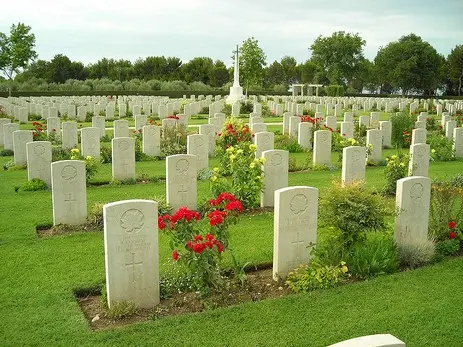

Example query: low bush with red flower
[158,193,243,294]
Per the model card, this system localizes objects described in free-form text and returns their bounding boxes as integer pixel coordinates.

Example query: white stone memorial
[342,146,366,186]
[166,154,197,211]
[112,137,135,181]
[313,130,332,166]
[13,130,33,166]
[261,150,289,207]
[27,141,52,186]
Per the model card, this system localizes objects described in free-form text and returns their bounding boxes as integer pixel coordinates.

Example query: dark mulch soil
[76,268,292,331]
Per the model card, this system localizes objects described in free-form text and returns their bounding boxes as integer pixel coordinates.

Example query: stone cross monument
[227,44,245,104]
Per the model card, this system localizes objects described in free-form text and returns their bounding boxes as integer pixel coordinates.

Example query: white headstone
[0,118,12,147]
[199,124,215,157]
[366,129,382,163]
[92,116,106,138]
[298,122,313,150]
[394,176,431,246]
[114,119,130,138]
[142,125,161,157]
[112,137,135,181]
[313,130,332,166]
[81,127,101,159]
[411,128,427,145]
[62,122,78,150]
[408,143,430,177]
[254,131,274,158]
[135,115,148,132]
[342,146,366,186]
[453,127,463,159]
[3,123,19,151]
[166,154,197,211]
[273,186,318,280]
[104,199,159,309]
[379,121,392,148]
[51,160,87,225]
[289,116,301,138]
[261,150,289,207]
[340,122,354,139]
[187,134,208,172]
[327,334,406,347]
[27,141,52,186]
[13,130,33,166]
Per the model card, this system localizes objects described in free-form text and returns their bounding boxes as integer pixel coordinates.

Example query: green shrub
[160,124,187,156]
[435,239,460,257]
[285,258,348,292]
[346,234,399,279]
[240,101,254,114]
[0,149,14,156]
[382,152,409,196]
[429,180,463,241]
[20,179,48,192]
[429,133,455,161]
[288,157,310,172]
[88,202,104,229]
[390,112,414,148]
[52,147,71,161]
[28,113,41,121]
[320,182,389,252]
[100,146,112,163]
[274,135,305,153]
[397,239,435,269]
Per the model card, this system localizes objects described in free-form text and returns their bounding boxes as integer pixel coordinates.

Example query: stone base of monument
[226,85,245,104]
[327,334,406,347]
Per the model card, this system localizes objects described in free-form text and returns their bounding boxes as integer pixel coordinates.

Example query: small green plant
[320,182,389,253]
[3,159,25,171]
[100,146,112,163]
[382,152,409,196]
[105,300,139,319]
[70,148,99,182]
[52,147,72,162]
[160,123,188,156]
[429,133,455,161]
[390,112,414,148]
[274,135,305,153]
[435,239,460,257]
[88,202,104,229]
[397,238,435,269]
[285,259,349,293]
[346,234,399,279]
[0,149,14,156]
[20,178,48,192]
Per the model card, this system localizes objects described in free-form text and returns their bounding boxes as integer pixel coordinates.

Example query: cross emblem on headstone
[178,185,188,203]
[121,161,129,174]
[64,193,76,212]
[125,252,143,288]
[287,231,306,271]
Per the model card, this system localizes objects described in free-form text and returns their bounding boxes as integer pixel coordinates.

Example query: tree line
[1,23,462,96]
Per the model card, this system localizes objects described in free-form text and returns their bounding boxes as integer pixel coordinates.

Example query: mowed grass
[2,111,463,346]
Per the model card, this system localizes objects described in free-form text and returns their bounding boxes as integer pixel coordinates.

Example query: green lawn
[1,107,461,346]
[1,146,463,346]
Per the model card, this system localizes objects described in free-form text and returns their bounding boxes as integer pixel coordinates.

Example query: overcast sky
[1,0,462,67]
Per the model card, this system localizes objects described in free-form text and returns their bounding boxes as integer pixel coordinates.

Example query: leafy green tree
[280,56,298,85]
[447,45,463,96]
[180,57,214,84]
[0,23,37,79]
[48,54,87,83]
[309,31,365,86]
[374,34,444,95]
[264,61,285,88]
[238,37,267,92]
[208,60,229,87]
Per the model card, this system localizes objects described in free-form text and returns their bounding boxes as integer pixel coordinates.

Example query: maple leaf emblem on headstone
[120,209,145,233]
[290,194,308,215]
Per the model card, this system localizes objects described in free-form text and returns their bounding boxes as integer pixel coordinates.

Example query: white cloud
[0,0,461,65]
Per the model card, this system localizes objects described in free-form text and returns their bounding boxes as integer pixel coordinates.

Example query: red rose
[187,240,193,249]
[449,231,456,239]
[157,216,166,230]
[449,221,456,229]
[192,243,203,254]
[194,235,203,241]
[172,250,179,261]
[216,242,224,253]
[205,241,213,249]
[205,233,214,241]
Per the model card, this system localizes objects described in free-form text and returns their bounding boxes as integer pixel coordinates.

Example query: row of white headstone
[100,174,431,313]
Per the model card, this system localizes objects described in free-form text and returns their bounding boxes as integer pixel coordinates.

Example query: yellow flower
[236,149,243,155]
[213,167,219,173]
[211,176,217,181]
[399,163,405,167]
[250,162,256,169]
[71,148,80,154]
[226,146,235,153]
[391,155,397,160]
[86,156,92,160]
[260,157,266,164]
[341,265,348,273]
[249,144,257,151]
[431,149,436,154]
[256,176,261,180]
[230,154,236,161]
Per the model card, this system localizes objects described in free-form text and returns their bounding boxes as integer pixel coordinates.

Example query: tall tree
[264,61,286,87]
[238,37,267,92]
[0,23,38,79]
[48,54,87,83]
[374,34,444,95]
[180,57,214,84]
[208,60,229,87]
[309,31,365,86]
[280,56,298,85]
[447,45,463,96]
